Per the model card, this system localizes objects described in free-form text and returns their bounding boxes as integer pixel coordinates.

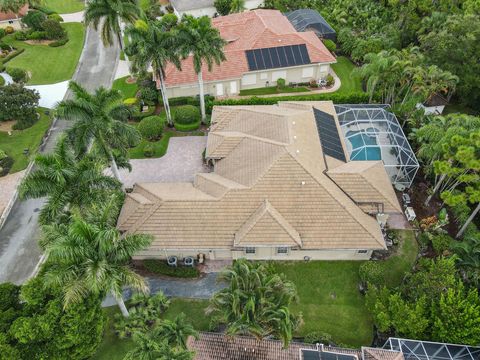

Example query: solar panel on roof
[301,349,358,360]
[313,108,347,162]
[245,44,311,71]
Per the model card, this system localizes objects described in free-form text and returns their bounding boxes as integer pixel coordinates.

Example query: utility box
[405,207,416,221]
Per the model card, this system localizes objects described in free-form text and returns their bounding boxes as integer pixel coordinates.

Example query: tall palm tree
[207,259,300,348]
[156,313,198,349]
[19,136,120,225]
[56,81,140,184]
[125,17,182,126]
[178,15,226,123]
[41,216,153,317]
[124,334,194,360]
[84,0,140,50]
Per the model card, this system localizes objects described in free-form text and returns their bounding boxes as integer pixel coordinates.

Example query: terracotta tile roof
[118,102,398,255]
[0,5,28,21]
[163,10,335,86]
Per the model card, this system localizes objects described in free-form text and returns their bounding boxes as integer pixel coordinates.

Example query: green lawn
[332,56,363,94]
[0,108,53,173]
[2,23,85,85]
[112,76,138,99]
[239,85,310,96]
[43,0,85,13]
[92,298,209,360]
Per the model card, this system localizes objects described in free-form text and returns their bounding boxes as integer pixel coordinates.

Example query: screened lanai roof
[384,338,480,360]
[285,9,336,40]
[335,104,419,188]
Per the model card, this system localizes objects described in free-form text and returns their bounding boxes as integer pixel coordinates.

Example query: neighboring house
[187,332,480,360]
[170,0,264,18]
[285,8,336,41]
[161,10,336,98]
[0,5,28,29]
[118,101,415,262]
[415,93,449,115]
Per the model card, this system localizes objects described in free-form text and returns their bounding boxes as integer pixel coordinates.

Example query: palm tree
[124,334,194,360]
[56,81,140,184]
[84,0,140,50]
[207,259,300,348]
[19,136,120,225]
[125,17,182,126]
[178,15,226,123]
[451,233,480,284]
[230,0,246,13]
[41,215,153,317]
[156,313,198,349]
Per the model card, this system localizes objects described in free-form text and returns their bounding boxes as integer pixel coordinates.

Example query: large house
[118,101,418,261]
[162,10,336,98]
[187,333,480,360]
[170,0,264,18]
[0,5,28,29]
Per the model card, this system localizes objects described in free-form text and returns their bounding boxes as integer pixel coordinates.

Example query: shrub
[143,144,154,157]
[0,84,39,128]
[26,31,47,40]
[323,39,337,52]
[432,234,453,254]
[359,261,383,286]
[6,67,28,83]
[123,97,138,106]
[22,10,47,30]
[13,31,28,41]
[131,105,156,121]
[0,75,5,87]
[49,38,69,47]
[174,105,200,125]
[138,115,164,141]
[1,48,25,64]
[32,4,56,15]
[0,28,5,39]
[326,74,335,86]
[276,77,286,89]
[43,19,66,40]
[138,86,158,103]
[304,331,334,345]
[174,121,201,132]
[0,155,14,176]
[143,259,200,278]
[47,13,63,22]
[4,26,14,34]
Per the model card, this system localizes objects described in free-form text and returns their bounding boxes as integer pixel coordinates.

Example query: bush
[432,234,453,254]
[0,75,5,87]
[47,13,63,22]
[326,74,335,86]
[5,26,14,35]
[0,28,5,39]
[174,105,200,125]
[174,121,201,132]
[26,31,47,40]
[43,19,66,40]
[31,4,56,15]
[13,31,28,41]
[304,331,334,345]
[123,97,138,106]
[276,77,286,88]
[0,84,39,129]
[131,105,156,121]
[143,144,154,157]
[6,67,28,83]
[323,39,337,52]
[138,115,164,141]
[22,10,47,30]
[143,259,200,278]
[48,38,69,47]
[1,48,25,64]
[0,155,14,176]
[359,261,383,286]
[138,86,158,103]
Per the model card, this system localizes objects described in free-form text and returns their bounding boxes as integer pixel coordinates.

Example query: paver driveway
[118,136,208,188]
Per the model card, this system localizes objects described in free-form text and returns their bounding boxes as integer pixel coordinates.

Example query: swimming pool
[345,128,382,161]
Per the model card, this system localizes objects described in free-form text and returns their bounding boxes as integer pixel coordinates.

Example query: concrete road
[0,27,119,284]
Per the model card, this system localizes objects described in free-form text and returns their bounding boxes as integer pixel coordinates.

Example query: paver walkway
[102,272,226,307]
[0,171,24,220]
[116,136,208,188]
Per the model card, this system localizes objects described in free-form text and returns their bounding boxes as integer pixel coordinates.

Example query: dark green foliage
[22,10,47,31]
[323,39,337,52]
[0,277,105,360]
[326,74,335,86]
[431,234,453,254]
[32,4,57,15]
[43,19,66,40]
[13,30,28,40]
[138,86,158,103]
[0,75,4,87]
[48,37,69,47]
[0,28,5,39]
[6,67,28,83]
[138,115,164,141]
[143,259,200,278]
[304,331,334,345]
[173,105,201,125]
[0,84,39,129]
[47,13,64,22]
[131,105,156,121]
[0,155,13,176]
[214,0,231,15]
[359,261,383,286]
[174,121,200,132]
[276,77,286,88]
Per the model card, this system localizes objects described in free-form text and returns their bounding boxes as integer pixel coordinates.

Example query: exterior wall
[0,18,22,30]
[133,246,373,261]
[165,63,331,98]
[175,1,264,18]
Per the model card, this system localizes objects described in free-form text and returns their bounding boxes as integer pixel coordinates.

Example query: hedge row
[206,92,372,113]
[174,120,201,132]
[1,48,25,65]
[159,95,215,107]
[143,259,200,278]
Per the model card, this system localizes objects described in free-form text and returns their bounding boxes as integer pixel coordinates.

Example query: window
[241,74,257,86]
[245,247,256,254]
[260,72,268,80]
[302,67,314,78]
[319,65,329,73]
[357,250,368,254]
[272,70,287,82]
[277,247,288,254]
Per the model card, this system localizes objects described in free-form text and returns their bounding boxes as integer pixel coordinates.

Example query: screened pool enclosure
[384,338,480,360]
[335,104,419,188]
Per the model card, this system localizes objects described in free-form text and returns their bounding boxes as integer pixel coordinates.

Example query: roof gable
[235,200,302,247]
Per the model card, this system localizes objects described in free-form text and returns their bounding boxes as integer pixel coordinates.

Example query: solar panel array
[313,108,347,162]
[301,349,358,360]
[245,44,311,71]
